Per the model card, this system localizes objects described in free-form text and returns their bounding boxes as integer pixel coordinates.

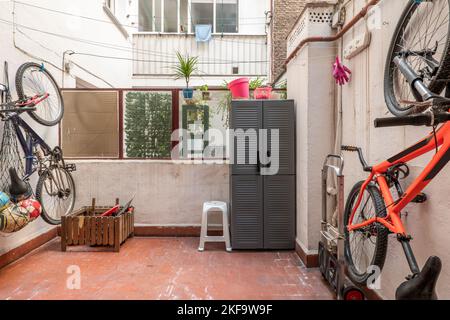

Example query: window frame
[59,87,288,161]
[138,0,239,34]
[60,88,180,160]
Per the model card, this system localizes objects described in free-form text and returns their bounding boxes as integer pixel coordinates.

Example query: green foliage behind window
[124,91,172,158]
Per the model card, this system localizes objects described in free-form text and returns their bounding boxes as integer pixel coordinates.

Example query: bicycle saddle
[8,167,32,202]
[396,256,442,300]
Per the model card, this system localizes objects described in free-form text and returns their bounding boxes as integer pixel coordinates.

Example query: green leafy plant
[172,51,199,88]
[217,81,232,127]
[198,84,209,92]
[249,77,266,90]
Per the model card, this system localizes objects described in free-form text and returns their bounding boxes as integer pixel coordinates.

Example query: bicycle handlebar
[374,112,450,128]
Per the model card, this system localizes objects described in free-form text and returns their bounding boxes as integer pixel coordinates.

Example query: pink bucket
[228,78,249,99]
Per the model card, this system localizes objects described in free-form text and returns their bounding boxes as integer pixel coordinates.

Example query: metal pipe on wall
[285,0,381,67]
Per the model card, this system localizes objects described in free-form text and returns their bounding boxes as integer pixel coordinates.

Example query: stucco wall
[0,0,131,254]
[340,0,450,299]
[72,161,229,225]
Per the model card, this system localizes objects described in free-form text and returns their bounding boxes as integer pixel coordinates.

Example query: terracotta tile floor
[0,237,334,300]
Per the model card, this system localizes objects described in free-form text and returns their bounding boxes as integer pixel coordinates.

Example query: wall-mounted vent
[232,66,239,74]
[309,11,333,24]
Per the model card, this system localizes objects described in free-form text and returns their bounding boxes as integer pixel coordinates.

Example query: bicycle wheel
[344,181,388,285]
[385,0,450,116]
[15,62,64,126]
[36,166,75,225]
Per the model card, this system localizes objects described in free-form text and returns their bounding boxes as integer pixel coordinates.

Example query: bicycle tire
[15,62,64,126]
[36,167,75,225]
[344,181,389,285]
[385,0,450,116]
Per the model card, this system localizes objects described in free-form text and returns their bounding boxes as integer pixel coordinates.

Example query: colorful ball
[0,204,30,233]
[19,198,42,220]
[0,192,10,211]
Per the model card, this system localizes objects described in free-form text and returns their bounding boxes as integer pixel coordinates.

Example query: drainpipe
[285,0,381,67]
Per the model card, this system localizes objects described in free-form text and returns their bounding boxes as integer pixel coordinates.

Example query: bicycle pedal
[412,192,427,203]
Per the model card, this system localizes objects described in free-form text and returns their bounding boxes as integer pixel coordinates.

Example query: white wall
[340,0,450,300]
[287,0,450,300]
[72,161,229,225]
[0,0,132,254]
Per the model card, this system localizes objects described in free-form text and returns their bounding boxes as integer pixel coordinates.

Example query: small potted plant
[198,84,210,100]
[173,51,198,100]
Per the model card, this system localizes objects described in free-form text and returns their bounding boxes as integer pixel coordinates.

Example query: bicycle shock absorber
[393,56,435,102]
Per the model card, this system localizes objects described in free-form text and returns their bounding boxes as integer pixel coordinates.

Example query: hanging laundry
[195,24,212,42]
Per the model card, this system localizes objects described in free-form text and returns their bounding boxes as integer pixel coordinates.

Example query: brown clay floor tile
[0,237,335,300]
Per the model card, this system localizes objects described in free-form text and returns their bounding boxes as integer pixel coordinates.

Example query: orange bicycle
[343,0,450,299]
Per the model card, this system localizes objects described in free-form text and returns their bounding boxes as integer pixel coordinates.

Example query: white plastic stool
[198,201,232,252]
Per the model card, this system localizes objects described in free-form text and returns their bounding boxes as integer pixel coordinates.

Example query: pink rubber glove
[333,56,352,86]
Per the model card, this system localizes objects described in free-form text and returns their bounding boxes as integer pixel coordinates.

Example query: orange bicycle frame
[347,121,450,236]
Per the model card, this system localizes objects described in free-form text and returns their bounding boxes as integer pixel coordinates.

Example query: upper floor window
[216,0,238,33]
[138,0,238,33]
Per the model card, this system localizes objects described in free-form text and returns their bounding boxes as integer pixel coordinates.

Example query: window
[216,0,238,33]
[138,0,239,33]
[139,0,162,32]
[191,0,214,31]
[61,91,119,158]
[124,91,173,158]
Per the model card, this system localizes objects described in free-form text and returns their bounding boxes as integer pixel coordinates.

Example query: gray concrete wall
[340,0,450,299]
[72,161,229,225]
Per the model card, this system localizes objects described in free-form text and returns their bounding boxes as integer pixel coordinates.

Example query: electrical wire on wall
[0,18,267,64]
[8,1,114,88]
[0,17,269,67]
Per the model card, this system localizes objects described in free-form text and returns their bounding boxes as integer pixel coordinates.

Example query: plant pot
[228,77,249,99]
[202,91,211,100]
[254,86,273,99]
[183,88,194,99]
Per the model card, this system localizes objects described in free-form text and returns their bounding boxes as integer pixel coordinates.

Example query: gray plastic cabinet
[230,100,296,250]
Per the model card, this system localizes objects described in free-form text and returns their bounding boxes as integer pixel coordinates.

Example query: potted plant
[173,51,198,100]
[198,84,210,100]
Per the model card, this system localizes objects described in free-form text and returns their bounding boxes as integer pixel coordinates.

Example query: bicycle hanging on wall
[343,0,450,300]
[0,61,76,226]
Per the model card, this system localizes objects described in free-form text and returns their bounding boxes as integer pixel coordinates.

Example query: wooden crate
[61,199,134,252]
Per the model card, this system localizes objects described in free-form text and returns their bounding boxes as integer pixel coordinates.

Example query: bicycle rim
[18,65,63,124]
[345,186,386,279]
[38,167,75,224]
[387,0,450,114]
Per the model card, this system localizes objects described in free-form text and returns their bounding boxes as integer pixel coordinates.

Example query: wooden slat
[78,216,85,245]
[109,217,114,246]
[72,217,79,245]
[114,218,120,252]
[91,215,96,245]
[131,212,134,236]
[84,216,90,244]
[103,217,109,245]
[61,216,67,251]
[97,218,103,245]
[66,216,73,245]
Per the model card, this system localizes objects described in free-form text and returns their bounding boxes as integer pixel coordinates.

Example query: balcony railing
[132,33,268,77]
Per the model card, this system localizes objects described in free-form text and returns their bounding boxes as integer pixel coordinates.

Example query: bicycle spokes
[348,190,378,274]
[20,66,62,124]
[393,0,449,108]
[40,167,74,220]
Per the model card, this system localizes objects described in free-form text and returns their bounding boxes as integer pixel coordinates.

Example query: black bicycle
[0,62,76,225]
